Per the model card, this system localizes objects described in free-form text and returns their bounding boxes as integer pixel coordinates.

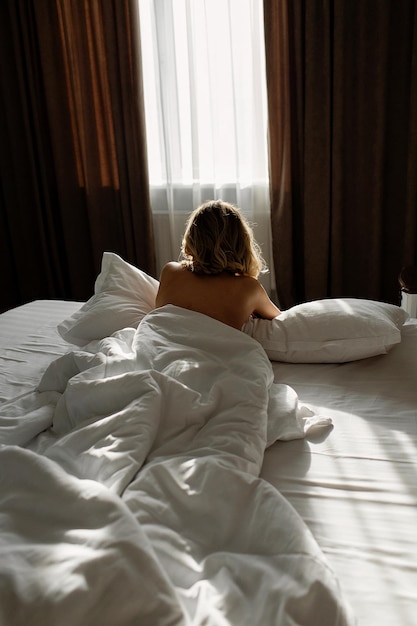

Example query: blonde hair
[180,200,267,278]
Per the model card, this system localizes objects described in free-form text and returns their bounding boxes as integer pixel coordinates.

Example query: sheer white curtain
[138,0,274,293]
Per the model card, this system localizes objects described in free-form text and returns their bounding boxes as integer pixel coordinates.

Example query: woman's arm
[252,281,281,319]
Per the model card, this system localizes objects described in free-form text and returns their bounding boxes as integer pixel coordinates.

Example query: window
[138,0,274,293]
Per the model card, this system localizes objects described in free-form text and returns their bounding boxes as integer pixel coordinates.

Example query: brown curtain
[0,0,155,312]
[264,0,417,309]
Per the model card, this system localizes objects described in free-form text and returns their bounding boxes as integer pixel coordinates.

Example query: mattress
[1,299,416,625]
[263,320,417,626]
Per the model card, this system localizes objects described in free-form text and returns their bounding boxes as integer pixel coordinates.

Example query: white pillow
[242,298,408,363]
[58,253,159,346]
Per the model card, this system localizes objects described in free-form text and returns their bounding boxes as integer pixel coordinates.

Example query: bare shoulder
[159,261,186,284]
[239,275,267,297]
[160,261,182,276]
[246,276,281,319]
[156,262,188,308]
[241,274,263,289]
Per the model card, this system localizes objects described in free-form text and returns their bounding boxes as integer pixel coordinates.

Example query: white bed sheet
[262,320,417,626]
[0,300,82,403]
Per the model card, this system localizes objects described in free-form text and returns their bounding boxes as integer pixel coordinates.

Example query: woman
[155,200,280,330]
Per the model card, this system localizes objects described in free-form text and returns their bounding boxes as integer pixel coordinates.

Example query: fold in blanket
[0,305,352,626]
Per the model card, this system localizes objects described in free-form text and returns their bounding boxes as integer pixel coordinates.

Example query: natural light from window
[138,0,269,187]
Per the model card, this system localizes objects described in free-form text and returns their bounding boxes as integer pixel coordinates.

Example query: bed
[1,253,416,626]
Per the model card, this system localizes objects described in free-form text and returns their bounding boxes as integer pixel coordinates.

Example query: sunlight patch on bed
[298,410,417,626]
[167,359,201,378]
[178,458,199,495]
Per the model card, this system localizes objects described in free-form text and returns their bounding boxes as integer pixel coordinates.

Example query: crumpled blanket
[0,305,354,626]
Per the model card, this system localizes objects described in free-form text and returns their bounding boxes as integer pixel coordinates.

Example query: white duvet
[0,305,354,626]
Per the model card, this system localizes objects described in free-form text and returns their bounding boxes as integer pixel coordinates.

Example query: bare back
[155,262,280,330]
